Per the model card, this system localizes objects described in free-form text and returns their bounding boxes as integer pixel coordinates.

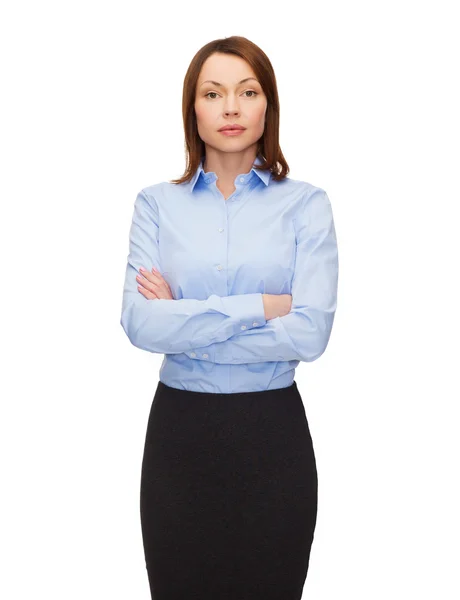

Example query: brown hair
[169,36,290,185]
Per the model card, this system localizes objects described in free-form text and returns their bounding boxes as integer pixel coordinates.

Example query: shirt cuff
[220,292,266,333]
[187,293,266,362]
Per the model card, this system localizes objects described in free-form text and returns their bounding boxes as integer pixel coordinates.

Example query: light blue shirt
[120,154,339,393]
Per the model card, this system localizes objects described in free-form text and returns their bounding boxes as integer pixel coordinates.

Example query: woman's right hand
[262,294,292,321]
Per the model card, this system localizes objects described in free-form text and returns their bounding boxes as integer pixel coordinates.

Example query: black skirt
[140,380,318,600]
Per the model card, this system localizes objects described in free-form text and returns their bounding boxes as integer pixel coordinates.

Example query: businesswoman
[120,35,339,600]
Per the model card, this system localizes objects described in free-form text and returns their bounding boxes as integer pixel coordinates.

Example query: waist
[159,355,299,394]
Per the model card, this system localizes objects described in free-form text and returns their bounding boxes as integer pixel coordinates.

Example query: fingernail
[139,267,145,272]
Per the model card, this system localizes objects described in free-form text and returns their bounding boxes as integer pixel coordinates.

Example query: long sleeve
[120,189,267,354]
[184,188,339,363]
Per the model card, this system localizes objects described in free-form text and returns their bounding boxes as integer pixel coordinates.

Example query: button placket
[214,195,229,273]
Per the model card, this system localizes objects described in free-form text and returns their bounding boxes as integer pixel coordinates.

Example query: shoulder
[139,180,189,204]
[134,181,172,213]
[275,174,328,202]
[286,179,334,236]
[138,181,165,199]
[278,177,330,223]
[285,176,327,198]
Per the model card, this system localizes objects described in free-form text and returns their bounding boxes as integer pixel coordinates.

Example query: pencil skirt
[140,380,318,600]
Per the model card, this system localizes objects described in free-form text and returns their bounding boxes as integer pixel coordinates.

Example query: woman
[120,36,339,600]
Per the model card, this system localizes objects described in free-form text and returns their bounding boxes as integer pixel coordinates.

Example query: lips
[218,125,246,131]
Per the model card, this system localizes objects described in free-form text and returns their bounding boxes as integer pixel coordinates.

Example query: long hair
[169,36,289,185]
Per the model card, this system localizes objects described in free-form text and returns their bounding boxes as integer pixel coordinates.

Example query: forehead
[197,53,258,86]
[199,77,260,89]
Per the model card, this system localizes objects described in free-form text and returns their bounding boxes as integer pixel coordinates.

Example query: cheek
[194,102,205,121]
[251,103,267,126]
[195,103,218,127]
[195,99,209,116]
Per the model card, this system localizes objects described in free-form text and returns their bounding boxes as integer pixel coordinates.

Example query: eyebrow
[199,77,259,88]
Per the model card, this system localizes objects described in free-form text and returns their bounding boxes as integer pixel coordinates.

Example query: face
[194,52,267,156]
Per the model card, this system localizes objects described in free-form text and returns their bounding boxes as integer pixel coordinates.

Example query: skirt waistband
[157,380,298,400]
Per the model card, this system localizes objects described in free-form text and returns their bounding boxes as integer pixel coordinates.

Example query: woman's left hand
[136,267,174,300]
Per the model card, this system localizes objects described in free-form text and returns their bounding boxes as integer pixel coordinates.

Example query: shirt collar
[189,154,271,192]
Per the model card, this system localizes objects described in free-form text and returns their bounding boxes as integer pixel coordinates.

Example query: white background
[1,1,459,598]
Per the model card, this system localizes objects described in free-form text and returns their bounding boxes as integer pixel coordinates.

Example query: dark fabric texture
[140,380,318,600]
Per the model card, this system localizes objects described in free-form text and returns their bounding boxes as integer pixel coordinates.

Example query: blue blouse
[120,155,339,393]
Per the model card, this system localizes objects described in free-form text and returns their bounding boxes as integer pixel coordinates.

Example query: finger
[137,271,159,293]
[151,267,165,280]
[150,268,171,292]
[136,273,155,292]
[152,267,171,290]
[137,284,157,299]
[144,267,173,299]
[140,267,165,289]
[138,267,156,282]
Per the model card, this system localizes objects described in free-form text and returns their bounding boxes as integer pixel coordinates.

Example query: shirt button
[202,353,208,358]
[241,325,247,330]
[190,352,196,357]
[253,322,258,326]
[218,228,224,233]
[239,177,244,183]
[217,265,223,270]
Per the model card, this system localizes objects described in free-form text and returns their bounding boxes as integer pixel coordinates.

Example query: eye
[204,90,259,99]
